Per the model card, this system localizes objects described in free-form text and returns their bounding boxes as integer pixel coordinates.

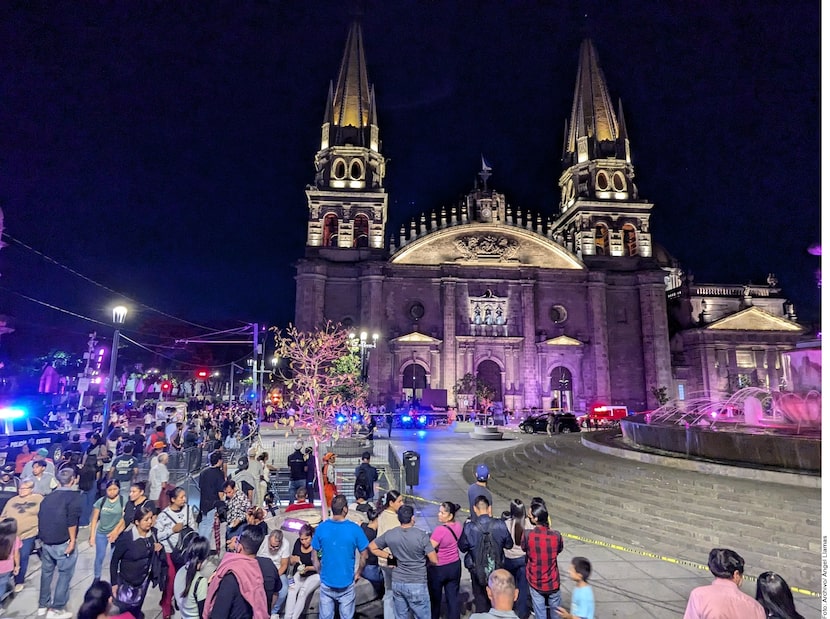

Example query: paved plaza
[0,425,820,618]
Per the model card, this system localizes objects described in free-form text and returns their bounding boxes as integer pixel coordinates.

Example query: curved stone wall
[620,414,820,473]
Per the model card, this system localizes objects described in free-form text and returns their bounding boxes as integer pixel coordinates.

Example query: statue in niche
[495,307,504,325]
[484,307,493,325]
[474,305,482,324]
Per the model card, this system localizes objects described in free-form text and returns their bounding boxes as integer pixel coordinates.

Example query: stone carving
[454,235,519,261]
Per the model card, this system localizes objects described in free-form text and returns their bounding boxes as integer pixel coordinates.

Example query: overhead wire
[119,334,253,369]
[2,232,220,332]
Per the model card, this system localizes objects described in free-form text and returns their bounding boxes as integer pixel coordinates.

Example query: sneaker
[13,584,23,593]
[37,609,47,617]
[46,610,73,619]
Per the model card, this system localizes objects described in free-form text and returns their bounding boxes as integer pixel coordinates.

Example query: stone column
[360,266,385,400]
[638,273,673,408]
[441,280,458,402]
[586,273,611,402]
[520,282,539,407]
[766,347,780,390]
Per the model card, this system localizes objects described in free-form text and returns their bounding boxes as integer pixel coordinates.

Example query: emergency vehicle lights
[0,408,26,420]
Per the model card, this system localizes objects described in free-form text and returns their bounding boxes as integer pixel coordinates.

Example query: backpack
[472,519,503,587]
[354,464,371,497]
[164,509,198,569]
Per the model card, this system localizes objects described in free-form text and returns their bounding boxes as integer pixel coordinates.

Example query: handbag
[116,580,148,607]
[163,510,197,569]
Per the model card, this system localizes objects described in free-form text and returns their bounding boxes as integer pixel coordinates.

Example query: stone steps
[468,436,820,592]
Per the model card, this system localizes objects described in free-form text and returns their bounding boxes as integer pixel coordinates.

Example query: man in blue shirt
[312,494,369,619]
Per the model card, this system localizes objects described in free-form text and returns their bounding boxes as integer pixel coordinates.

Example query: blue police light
[417,415,427,426]
[0,407,25,420]
[401,415,412,423]
[336,414,346,423]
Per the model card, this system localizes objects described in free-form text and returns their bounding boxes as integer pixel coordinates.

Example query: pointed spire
[331,21,372,145]
[565,39,621,163]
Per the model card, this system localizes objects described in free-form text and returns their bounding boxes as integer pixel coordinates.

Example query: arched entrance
[402,364,428,401]
[550,366,573,411]
[476,360,503,405]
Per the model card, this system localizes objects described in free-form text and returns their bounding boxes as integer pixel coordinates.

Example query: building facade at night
[294,23,803,413]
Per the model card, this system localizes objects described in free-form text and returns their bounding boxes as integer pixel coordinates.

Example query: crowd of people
[0,399,810,619]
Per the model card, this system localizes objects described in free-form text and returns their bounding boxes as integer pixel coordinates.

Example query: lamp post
[349,330,379,380]
[102,305,128,431]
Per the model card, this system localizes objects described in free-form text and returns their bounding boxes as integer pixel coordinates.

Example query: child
[556,556,595,619]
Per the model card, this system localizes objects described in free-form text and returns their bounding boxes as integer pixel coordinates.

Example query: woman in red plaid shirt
[521,503,563,618]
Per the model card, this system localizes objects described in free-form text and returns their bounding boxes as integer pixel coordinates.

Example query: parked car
[0,408,70,466]
[519,412,580,434]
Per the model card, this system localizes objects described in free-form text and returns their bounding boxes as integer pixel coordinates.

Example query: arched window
[350,159,364,180]
[333,159,347,180]
[594,224,609,255]
[323,214,339,247]
[353,214,370,248]
[476,360,502,404]
[550,366,573,411]
[622,224,637,256]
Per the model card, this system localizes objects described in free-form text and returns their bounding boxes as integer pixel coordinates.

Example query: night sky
[0,1,821,360]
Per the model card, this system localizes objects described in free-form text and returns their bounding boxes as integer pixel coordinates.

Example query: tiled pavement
[0,425,820,618]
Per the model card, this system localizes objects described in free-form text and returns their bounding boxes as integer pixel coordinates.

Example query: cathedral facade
[294,23,803,413]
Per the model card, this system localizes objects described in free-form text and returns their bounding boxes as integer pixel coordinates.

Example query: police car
[0,406,70,467]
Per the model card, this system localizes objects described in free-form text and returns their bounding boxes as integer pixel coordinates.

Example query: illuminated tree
[272,321,368,518]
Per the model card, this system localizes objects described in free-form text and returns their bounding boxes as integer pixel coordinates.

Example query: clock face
[481,207,492,219]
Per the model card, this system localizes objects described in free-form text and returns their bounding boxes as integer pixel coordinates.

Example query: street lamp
[349,330,379,379]
[103,304,128,430]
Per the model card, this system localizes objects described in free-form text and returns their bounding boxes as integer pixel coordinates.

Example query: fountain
[620,387,821,473]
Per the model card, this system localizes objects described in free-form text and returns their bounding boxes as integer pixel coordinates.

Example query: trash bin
[402,450,420,487]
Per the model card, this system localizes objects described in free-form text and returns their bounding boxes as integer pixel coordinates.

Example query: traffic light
[161,381,172,393]
[196,370,208,379]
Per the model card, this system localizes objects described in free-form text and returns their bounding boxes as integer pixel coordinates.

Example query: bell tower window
[622,224,637,256]
[350,159,364,180]
[594,224,609,255]
[612,171,627,192]
[595,170,610,191]
[323,214,340,247]
[333,159,347,180]
[353,214,369,248]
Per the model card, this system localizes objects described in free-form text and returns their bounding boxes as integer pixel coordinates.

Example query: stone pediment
[543,335,583,346]
[390,223,584,269]
[705,307,802,332]
[390,331,442,344]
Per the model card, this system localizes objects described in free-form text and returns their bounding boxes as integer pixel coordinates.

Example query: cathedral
[294,22,803,413]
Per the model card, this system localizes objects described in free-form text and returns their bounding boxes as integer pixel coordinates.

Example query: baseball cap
[36,448,49,457]
[475,463,489,481]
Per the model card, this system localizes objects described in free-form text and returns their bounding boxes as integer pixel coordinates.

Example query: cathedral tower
[553,40,653,259]
[305,21,388,255]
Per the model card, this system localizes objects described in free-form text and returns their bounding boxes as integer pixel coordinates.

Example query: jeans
[382,565,394,618]
[427,560,461,619]
[284,573,320,619]
[16,536,36,585]
[38,541,78,610]
[504,555,529,619]
[361,564,384,597]
[93,531,114,580]
[271,573,289,615]
[318,582,356,619]
[529,586,561,619]
[197,508,216,548]
[79,489,98,526]
[391,581,430,619]
[287,479,305,505]
[469,569,489,613]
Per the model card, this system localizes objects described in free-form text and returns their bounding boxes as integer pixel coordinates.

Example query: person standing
[370,504,438,619]
[197,450,226,551]
[377,490,404,618]
[469,569,521,619]
[555,557,595,619]
[224,480,252,544]
[353,451,379,503]
[286,442,306,505]
[147,453,170,503]
[0,479,42,593]
[428,502,463,619]
[31,460,58,496]
[304,447,318,503]
[173,537,210,619]
[311,494,369,619]
[683,548,766,619]
[521,503,563,619]
[110,504,162,619]
[37,467,82,619]
[321,452,338,508]
[459,495,514,614]
[88,480,125,583]
[156,487,196,619]
[202,526,269,619]
[467,464,493,517]
[108,444,138,500]
[503,499,532,619]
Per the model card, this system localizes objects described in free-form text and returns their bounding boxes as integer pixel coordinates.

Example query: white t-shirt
[257,535,291,572]
[148,463,170,501]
